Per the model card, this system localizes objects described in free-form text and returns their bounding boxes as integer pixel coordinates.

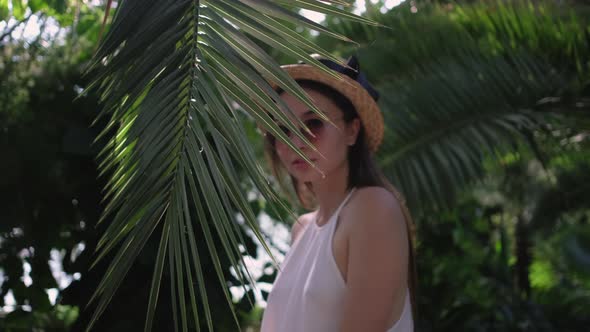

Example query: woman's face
[273,87,360,183]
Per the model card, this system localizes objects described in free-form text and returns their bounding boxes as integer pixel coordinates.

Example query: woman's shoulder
[345,186,406,231]
[344,185,410,259]
[351,186,404,210]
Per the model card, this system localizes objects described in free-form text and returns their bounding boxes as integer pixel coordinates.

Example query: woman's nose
[290,131,308,150]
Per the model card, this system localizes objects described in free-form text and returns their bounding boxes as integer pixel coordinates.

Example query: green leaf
[12,0,25,19]
[0,0,9,21]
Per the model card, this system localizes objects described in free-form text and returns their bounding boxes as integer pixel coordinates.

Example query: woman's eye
[278,125,290,136]
[305,119,324,131]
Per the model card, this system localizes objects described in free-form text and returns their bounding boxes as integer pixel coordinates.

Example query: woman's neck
[309,161,351,225]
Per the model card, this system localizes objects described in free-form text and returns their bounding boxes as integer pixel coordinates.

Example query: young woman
[259,56,416,332]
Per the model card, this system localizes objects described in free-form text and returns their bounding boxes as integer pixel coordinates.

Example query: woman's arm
[339,187,409,332]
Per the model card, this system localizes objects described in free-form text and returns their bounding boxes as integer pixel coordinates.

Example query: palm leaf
[80,0,375,331]
[322,0,590,212]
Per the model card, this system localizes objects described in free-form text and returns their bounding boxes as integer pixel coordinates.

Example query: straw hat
[269,54,384,153]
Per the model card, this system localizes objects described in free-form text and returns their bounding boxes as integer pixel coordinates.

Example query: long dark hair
[263,79,418,320]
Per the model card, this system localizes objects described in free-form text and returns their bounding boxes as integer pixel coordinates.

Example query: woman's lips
[292,158,315,166]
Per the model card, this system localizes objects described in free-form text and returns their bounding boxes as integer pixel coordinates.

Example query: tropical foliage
[315,0,590,212]
[1,0,589,331]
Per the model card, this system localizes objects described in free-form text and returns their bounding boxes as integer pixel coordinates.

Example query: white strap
[334,187,356,216]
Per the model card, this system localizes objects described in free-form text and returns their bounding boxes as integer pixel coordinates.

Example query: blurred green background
[1,0,589,331]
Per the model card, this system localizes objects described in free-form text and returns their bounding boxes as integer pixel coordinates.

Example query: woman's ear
[346,118,361,146]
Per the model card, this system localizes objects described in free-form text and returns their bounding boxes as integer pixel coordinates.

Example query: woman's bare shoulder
[345,186,406,231]
[353,186,405,208]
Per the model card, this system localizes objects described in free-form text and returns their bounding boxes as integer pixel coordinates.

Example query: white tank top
[260,188,414,332]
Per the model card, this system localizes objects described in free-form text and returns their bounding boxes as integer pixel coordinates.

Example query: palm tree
[83,0,589,331]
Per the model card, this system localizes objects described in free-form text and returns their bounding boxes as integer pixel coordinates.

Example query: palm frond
[322,0,590,212]
[379,50,564,211]
[82,1,374,331]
